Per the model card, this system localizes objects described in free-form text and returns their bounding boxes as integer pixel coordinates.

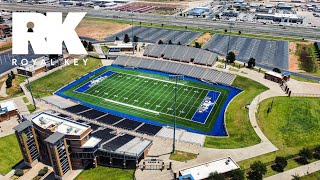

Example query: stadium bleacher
[204,34,289,70]
[92,128,117,143]
[87,123,101,131]
[77,109,106,119]
[114,119,143,130]
[102,134,136,151]
[136,123,162,136]
[143,44,218,66]
[64,104,91,114]
[96,114,123,125]
[113,56,236,85]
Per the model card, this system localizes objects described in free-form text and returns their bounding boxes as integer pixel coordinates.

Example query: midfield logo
[12,12,87,55]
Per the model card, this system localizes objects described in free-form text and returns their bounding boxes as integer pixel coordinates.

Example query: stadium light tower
[168,74,184,154]
[225,23,234,69]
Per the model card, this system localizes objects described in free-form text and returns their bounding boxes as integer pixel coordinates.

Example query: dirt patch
[0,39,12,53]
[131,1,186,7]
[192,33,212,46]
[76,20,130,41]
[289,41,312,71]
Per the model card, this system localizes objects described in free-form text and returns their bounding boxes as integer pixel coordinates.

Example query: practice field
[204,34,289,70]
[57,66,241,135]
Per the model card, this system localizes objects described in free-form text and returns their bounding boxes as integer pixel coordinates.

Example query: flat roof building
[0,100,18,122]
[179,157,239,180]
[14,112,152,179]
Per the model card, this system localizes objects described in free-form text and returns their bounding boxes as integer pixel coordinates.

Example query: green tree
[115,36,120,41]
[177,42,181,45]
[194,42,201,48]
[274,156,288,172]
[226,51,236,63]
[247,161,267,180]
[14,169,23,177]
[224,29,228,33]
[6,74,12,88]
[158,40,163,44]
[168,40,173,44]
[82,40,88,48]
[248,57,256,68]
[292,174,301,180]
[208,171,225,180]
[230,169,244,180]
[298,148,312,164]
[87,42,94,51]
[238,30,241,35]
[314,146,320,159]
[273,68,281,73]
[133,36,139,42]
[124,34,130,43]
[10,71,15,79]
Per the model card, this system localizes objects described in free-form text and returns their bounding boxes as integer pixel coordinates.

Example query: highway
[1,3,320,81]
[1,3,320,41]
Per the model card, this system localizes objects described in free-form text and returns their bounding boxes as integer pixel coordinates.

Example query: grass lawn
[296,43,319,74]
[4,75,26,97]
[75,166,134,180]
[30,57,102,98]
[170,150,198,162]
[22,97,29,103]
[302,170,320,180]
[0,134,23,175]
[238,97,320,177]
[204,76,268,149]
[27,104,39,113]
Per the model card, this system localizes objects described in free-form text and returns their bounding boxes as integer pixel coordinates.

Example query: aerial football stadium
[56,57,241,136]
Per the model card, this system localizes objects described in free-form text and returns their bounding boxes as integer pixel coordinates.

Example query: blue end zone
[56,65,242,136]
[191,90,221,124]
[75,70,115,93]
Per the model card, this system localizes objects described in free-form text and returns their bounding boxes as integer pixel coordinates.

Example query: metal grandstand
[204,34,289,70]
[143,44,218,66]
[113,55,236,85]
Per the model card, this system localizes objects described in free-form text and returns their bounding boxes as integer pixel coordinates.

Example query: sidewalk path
[0,81,8,98]
[265,160,320,180]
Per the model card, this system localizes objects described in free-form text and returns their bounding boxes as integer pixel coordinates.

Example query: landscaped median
[238,96,320,178]
[204,75,268,149]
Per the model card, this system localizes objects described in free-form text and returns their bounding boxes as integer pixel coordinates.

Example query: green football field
[61,67,230,132]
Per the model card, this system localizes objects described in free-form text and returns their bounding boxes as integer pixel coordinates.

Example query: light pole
[129,12,134,55]
[168,75,184,154]
[225,23,234,69]
[24,66,36,110]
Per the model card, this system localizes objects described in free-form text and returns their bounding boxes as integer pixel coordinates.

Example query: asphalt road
[1,3,320,41]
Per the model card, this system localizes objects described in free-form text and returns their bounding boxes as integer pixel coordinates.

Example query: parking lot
[104,26,201,45]
[204,34,289,70]
[0,46,42,74]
